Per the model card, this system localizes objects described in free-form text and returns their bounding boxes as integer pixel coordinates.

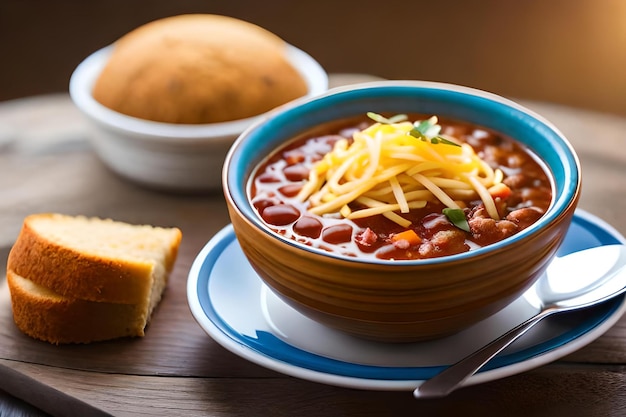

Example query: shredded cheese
[296,116,504,226]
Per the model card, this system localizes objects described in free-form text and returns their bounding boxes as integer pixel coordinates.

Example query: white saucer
[187,209,626,391]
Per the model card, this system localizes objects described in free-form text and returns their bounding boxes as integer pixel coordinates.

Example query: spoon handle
[413,308,553,398]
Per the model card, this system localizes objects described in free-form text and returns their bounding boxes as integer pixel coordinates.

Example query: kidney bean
[283,164,310,181]
[283,150,305,165]
[257,173,280,183]
[293,216,323,238]
[261,204,300,226]
[252,198,276,215]
[322,224,353,244]
[278,184,302,197]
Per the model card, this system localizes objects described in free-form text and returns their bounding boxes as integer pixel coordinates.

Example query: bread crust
[10,217,149,304]
[7,213,182,304]
[92,14,309,124]
[6,213,182,344]
[7,270,146,344]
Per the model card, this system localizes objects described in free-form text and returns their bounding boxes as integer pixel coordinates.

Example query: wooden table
[1,76,626,416]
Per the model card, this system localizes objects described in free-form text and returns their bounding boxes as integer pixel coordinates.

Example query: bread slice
[6,213,182,344]
[7,270,145,344]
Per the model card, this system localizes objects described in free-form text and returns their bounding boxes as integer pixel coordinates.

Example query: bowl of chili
[223,80,581,342]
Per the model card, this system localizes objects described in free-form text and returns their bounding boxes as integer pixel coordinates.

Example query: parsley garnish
[409,116,460,147]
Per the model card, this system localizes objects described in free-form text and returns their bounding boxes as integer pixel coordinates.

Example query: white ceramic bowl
[69,44,328,192]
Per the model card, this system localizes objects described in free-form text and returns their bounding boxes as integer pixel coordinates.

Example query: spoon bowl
[414,244,626,398]
[531,244,626,309]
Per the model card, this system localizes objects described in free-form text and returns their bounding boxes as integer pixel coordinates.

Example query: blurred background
[1,0,625,116]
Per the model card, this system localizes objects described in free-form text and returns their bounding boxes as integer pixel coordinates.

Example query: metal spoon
[414,244,626,399]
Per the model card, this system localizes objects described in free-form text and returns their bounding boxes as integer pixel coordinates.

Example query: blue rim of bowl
[68,45,328,142]
[224,81,582,265]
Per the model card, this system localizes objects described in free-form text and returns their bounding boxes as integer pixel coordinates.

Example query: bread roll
[92,14,309,124]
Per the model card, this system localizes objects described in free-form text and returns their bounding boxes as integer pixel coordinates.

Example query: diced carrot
[488,183,512,200]
[391,229,422,245]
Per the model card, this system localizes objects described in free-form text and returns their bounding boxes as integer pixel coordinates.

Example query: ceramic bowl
[69,45,328,192]
[223,81,581,342]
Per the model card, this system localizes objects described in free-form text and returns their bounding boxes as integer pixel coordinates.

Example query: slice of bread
[7,270,145,344]
[6,213,182,344]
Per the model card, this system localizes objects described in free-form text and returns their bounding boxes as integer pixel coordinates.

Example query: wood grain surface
[1,77,626,416]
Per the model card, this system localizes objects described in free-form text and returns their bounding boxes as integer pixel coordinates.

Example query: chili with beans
[250,115,553,260]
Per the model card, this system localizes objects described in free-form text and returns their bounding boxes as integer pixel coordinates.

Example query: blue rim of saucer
[191,210,625,382]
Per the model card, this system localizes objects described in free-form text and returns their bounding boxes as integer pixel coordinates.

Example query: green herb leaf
[367,112,408,124]
[409,126,426,141]
[437,136,461,147]
[408,116,461,147]
[443,208,471,232]
[414,118,440,136]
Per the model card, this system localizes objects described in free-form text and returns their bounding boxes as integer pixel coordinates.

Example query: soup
[249,113,552,260]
